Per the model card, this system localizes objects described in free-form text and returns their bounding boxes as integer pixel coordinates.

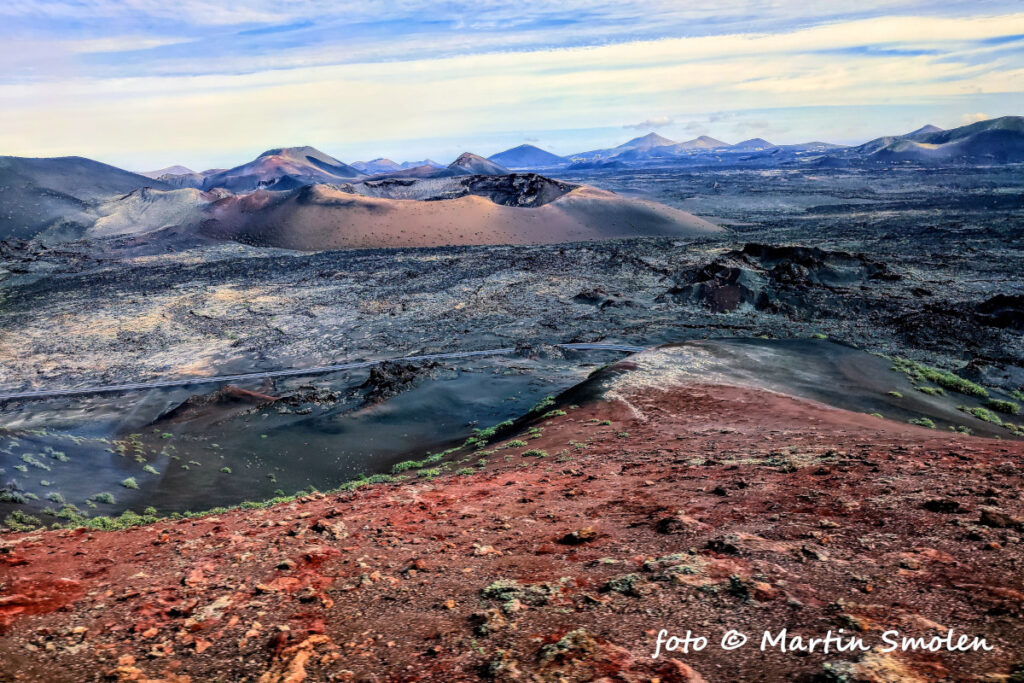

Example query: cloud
[960,111,991,124]
[0,6,1022,165]
[624,116,674,130]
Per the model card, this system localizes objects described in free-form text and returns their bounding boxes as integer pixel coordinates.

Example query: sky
[0,1,1022,171]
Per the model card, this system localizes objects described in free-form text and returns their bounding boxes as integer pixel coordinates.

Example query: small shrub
[472,420,514,443]
[21,454,50,471]
[0,490,26,504]
[887,391,903,398]
[909,417,935,429]
[541,410,566,419]
[811,333,827,339]
[91,492,115,504]
[4,510,41,531]
[603,573,643,596]
[890,358,988,398]
[219,467,232,474]
[142,465,159,475]
[964,406,1002,425]
[915,386,944,396]
[121,477,139,489]
[985,399,1020,416]
[504,440,528,449]
[456,468,475,476]
[523,449,548,458]
[531,396,556,413]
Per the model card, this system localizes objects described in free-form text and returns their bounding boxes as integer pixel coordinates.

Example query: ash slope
[2,343,1022,682]
[0,156,170,241]
[200,178,721,250]
[74,173,720,250]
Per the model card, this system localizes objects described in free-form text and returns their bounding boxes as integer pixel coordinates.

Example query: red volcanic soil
[2,384,1023,681]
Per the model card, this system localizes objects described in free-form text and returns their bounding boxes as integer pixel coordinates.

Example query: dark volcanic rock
[359,361,439,405]
[664,263,771,313]
[662,243,901,314]
[976,294,1024,330]
[739,243,901,285]
[463,173,576,207]
[572,288,638,309]
[156,385,278,423]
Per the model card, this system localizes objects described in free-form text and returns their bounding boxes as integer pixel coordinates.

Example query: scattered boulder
[663,263,770,313]
[979,507,1021,529]
[559,527,597,545]
[922,498,964,514]
[358,361,439,404]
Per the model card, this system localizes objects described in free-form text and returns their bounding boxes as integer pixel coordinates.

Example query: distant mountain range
[114,117,1023,193]
[823,117,1024,165]
[563,131,848,167]
[1,116,1020,245]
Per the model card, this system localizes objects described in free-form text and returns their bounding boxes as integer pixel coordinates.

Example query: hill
[443,152,509,176]
[570,132,677,163]
[729,137,776,151]
[487,144,565,169]
[835,116,1024,164]
[351,158,403,174]
[201,146,365,192]
[399,159,444,169]
[139,165,195,178]
[199,174,721,249]
[663,135,727,151]
[0,156,170,240]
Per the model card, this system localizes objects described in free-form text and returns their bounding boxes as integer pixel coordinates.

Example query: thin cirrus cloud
[0,2,1021,168]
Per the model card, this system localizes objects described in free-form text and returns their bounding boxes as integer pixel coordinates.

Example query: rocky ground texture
[1,167,1020,393]
[2,361,1023,681]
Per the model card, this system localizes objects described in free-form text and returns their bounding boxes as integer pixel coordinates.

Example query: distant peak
[140,165,195,178]
[452,152,487,164]
[630,132,674,144]
[258,145,324,158]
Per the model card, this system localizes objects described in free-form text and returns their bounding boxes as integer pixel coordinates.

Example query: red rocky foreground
[2,379,1023,682]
